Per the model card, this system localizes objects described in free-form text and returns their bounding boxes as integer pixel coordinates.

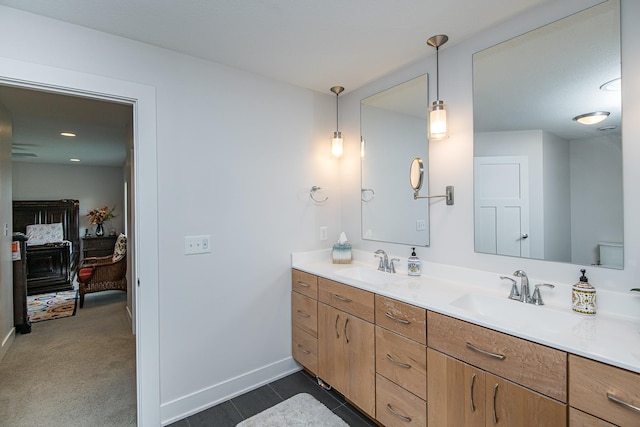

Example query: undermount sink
[334,267,404,285]
[449,293,581,332]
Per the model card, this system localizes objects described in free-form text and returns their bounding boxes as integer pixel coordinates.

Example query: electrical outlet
[416,219,426,231]
[320,226,328,241]
[184,235,211,255]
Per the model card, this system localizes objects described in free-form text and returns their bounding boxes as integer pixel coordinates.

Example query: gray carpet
[0,290,136,427]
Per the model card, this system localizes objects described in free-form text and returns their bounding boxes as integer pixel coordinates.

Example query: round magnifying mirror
[410,157,424,192]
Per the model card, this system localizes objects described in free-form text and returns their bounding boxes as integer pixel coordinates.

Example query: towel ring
[361,188,375,202]
[310,186,328,203]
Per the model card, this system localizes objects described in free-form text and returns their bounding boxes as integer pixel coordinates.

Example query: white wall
[339,0,639,291]
[542,131,571,263]
[569,134,623,265]
[0,101,14,362]
[12,163,126,235]
[0,6,339,424]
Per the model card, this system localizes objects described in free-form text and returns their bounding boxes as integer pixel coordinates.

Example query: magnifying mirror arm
[413,186,455,205]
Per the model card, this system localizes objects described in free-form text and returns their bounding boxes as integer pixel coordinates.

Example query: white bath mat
[236,393,348,427]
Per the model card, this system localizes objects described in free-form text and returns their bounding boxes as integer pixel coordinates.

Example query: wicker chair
[77,234,127,308]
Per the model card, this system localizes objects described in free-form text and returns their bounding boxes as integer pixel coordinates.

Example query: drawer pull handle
[344,318,350,343]
[296,310,310,318]
[493,383,499,424]
[385,312,411,325]
[386,404,412,423]
[296,281,310,288]
[466,342,506,360]
[333,294,352,303]
[296,344,311,355]
[470,373,476,412]
[335,314,340,339]
[607,393,640,414]
[386,354,412,369]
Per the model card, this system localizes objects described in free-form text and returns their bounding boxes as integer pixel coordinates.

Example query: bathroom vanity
[291,251,640,426]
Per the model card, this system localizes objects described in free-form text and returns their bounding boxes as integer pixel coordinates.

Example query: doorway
[0,58,160,425]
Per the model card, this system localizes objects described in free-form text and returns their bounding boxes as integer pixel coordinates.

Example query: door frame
[0,57,160,426]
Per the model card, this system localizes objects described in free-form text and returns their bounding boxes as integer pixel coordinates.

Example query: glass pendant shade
[332,131,343,157]
[429,100,448,140]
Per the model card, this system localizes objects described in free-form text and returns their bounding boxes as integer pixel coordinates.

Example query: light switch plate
[184,235,211,255]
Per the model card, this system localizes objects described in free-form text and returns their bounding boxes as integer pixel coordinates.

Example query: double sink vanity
[290,249,640,427]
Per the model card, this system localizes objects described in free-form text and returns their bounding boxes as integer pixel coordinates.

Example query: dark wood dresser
[82,235,117,259]
[12,233,31,333]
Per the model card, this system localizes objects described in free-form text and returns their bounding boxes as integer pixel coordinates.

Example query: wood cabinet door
[318,302,375,418]
[485,373,566,427]
[427,348,485,427]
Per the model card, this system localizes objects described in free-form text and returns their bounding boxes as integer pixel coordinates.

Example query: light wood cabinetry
[318,278,376,418]
[375,294,427,345]
[428,312,567,426]
[375,295,427,426]
[428,348,486,427]
[291,270,319,374]
[569,408,616,427]
[376,373,427,427]
[428,311,567,402]
[569,355,640,426]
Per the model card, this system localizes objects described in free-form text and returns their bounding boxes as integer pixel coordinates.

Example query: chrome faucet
[374,250,390,272]
[513,270,530,303]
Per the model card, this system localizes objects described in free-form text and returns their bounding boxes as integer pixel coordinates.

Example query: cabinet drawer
[569,408,616,427]
[427,311,567,402]
[376,374,427,427]
[318,278,374,322]
[292,325,318,374]
[292,269,318,299]
[569,355,640,426]
[292,291,317,337]
[375,295,426,344]
[376,326,426,400]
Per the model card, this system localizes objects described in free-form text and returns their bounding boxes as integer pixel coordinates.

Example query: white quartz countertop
[292,249,640,374]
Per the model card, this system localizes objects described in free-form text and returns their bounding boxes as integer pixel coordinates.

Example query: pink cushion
[25,223,64,245]
[112,234,127,262]
[78,267,94,283]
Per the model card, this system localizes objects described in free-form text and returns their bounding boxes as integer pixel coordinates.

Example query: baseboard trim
[161,356,300,426]
[0,327,16,362]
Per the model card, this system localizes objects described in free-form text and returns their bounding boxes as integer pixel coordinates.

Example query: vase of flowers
[87,206,117,236]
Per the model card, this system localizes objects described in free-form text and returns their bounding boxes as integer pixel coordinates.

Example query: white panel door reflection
[474,156,530,257]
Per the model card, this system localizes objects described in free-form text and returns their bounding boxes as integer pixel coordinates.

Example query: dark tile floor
[167,370,378,427]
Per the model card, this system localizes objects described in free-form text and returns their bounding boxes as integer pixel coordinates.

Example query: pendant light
[330,86,344,157]
[427,35,449,140]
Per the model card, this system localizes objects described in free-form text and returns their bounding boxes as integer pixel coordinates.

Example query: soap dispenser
[408,248,421,276]
[572,269,596,315]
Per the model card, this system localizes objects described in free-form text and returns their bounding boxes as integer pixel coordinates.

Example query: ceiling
[2,0,617,165]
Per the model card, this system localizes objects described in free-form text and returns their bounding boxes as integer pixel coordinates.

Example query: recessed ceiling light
[70,158,81,162]
[60,132,76,137]
[572,111,610,125]
[600,78,621,92]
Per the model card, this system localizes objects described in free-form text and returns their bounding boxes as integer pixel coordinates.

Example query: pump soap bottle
[408,248,421,276]
[572,269,596,315]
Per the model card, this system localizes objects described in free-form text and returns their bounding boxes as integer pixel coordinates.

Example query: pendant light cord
[336,92,339,133]
[436,46,440,101]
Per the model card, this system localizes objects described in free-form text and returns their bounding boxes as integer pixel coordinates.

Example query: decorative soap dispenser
[408,248,421,276]
[572,269,596,315]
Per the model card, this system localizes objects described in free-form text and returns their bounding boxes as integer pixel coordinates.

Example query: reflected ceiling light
[572,111,610,125]
[69,158,80,162]
[427,34,449,140]
[600,78,621,92]
[60,132,76,137]
[330,86,344,157]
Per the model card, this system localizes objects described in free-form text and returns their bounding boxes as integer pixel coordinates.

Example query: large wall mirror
[473,0,622,268]
[361,74,430,246]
